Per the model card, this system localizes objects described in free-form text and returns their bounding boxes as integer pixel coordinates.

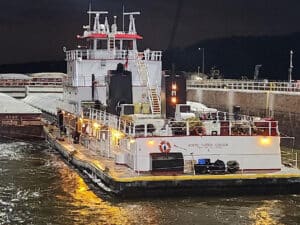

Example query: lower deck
[45,125,300,192]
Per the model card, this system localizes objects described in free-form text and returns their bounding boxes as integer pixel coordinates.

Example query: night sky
[1,0,300,73]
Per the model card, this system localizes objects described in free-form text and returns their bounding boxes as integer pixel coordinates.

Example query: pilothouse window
[115,40,120,50]
[123,40,133,50]
[87,40,93,49]
[97,40,107,50]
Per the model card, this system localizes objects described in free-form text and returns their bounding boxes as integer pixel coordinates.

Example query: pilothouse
[63,10,162,116]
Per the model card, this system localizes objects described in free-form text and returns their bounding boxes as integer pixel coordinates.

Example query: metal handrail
[0,81,63,87]
[187,80,300,93]
[66,49,162,61]
[88,108,279,138]
[137,59,161,114]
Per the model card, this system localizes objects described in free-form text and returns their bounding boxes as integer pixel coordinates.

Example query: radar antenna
[123,11,140,34]
[87,11,109,32]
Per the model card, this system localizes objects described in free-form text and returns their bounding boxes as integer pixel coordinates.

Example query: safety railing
[161,120,278,137]
[66,49,162,61]
[136,59,161,114]
[87,108,279,138]
[187,79,300,93]
[281,149,299,169]
[0,80,63,87]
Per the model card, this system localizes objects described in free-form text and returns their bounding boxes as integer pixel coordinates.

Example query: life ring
[159,141,171,153]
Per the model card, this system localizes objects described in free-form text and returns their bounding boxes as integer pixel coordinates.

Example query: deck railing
[87,108,279,138]
[0,80,63,87]
[66,49,162,61]
[187,79,300,93]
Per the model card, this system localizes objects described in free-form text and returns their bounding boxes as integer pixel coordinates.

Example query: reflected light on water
[249,200,283,225]
[55,165,160,225]
[56,166,131,224]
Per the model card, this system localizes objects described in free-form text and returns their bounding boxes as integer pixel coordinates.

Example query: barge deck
[45,126,300,197]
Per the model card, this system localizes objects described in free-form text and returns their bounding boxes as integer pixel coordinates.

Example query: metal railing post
[186,121,190,136]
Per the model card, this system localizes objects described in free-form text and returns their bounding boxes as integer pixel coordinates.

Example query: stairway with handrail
[137,59,161,115]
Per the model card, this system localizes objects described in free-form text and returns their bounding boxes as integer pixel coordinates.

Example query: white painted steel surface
[133,136,281,171]
[23,93,62,115]
[0,93,41,114]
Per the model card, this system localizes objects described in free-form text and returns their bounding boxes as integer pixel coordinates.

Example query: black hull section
[0,125,44,139]
[113,178,300,198]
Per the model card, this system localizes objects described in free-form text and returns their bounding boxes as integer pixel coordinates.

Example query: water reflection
[249,200,283,225]
[56,166,127,224]
[0,140,300,225]
[56,163,160,225]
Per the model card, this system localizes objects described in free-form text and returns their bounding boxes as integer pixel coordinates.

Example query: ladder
[108,35,115,51]
[137,60,161,115]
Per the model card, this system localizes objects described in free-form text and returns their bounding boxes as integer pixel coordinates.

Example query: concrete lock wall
[187,89,300,148]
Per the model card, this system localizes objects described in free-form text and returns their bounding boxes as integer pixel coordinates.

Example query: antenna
[288,50,294,83]
[123,11,141,16]
[253,64,262,80]
[123,11,140,34]
[87,11,109,32]
[88,1,92,31]
[112,16,117,33]
[122,5,125,32]
[87,11,109,15]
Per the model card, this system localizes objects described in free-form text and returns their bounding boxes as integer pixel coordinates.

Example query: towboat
[44,9,300,197]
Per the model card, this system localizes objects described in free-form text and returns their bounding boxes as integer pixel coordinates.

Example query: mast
[88,2,92,31]
[288,50,293,83]
[122,5,125,32]
[87,11,109,32]
[123,11,140,34]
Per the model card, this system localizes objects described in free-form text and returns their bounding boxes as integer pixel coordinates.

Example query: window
[180,105,191,113]
[97,40,107,50]
[123,105,134,115]
[115,40,120,50]
[87,40,93,49]
[123,40,133,50]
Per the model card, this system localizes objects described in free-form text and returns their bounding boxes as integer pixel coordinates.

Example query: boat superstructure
[58,9,284,177]
[62,10,162,115]
[81,107,281,173]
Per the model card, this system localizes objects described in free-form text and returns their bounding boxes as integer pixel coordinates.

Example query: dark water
[0,140,300,225]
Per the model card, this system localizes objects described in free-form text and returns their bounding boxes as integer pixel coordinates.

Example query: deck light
[129,139,136,144]
[171,83,177,90]
[260,136,271,146]
[111,130,123,139]
[93,122,100,129]
[147,140,155,146]
[171,97,177,104]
